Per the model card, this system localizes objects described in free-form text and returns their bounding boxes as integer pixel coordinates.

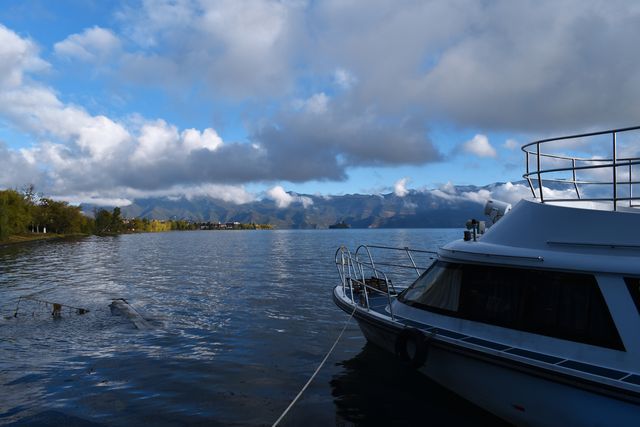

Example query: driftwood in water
[109,299,151,329]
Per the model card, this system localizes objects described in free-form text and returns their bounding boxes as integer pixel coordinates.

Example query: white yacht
[333,126,640,426]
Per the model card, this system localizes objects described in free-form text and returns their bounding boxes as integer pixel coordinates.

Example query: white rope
[272,305,356,427]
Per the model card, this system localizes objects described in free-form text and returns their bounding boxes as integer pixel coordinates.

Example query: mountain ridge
[81,181,527,229]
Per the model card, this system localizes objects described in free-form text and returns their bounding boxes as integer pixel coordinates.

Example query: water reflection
[331,343,510,426]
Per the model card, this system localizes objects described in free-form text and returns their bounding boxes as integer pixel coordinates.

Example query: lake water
[0,229,508,426]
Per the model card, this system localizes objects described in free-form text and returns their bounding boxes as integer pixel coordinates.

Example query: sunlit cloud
[266,185,313,208]
[394,177,410,197]
[461,134,497,158]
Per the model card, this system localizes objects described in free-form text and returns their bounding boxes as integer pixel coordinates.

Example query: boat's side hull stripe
[557,360,627,380]
[505,347,563,364]
[625,375,640,386]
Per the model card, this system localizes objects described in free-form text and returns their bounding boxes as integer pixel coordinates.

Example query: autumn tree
[0,189,32,240]
[94,209,112,234]
[111,207,123,233]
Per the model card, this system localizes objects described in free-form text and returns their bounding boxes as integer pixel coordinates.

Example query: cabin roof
[440,200,640,275]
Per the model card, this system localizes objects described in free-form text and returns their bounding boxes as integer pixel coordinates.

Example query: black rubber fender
[395,327,429,369]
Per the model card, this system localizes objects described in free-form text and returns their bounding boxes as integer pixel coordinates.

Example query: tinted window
[398,262,624,351]
[625,277,640,315]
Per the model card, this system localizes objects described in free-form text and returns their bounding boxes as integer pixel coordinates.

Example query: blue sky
[0,0,638,206]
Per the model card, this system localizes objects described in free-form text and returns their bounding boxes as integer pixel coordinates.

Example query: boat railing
[522,125,640,211]
[335,245,438,320]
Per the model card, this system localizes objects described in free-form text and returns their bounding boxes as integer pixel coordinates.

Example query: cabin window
[398,261,624,351]
[399,262,462,312]
[625,277,640,315]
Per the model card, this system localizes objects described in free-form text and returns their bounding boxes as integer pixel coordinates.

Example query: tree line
[94,207,197,234]
[0,187,197,241]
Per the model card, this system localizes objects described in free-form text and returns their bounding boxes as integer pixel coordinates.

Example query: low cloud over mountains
[85,181,535,229]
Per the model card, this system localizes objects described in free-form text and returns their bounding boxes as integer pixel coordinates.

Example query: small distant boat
[333,126,640,426]
[329,221,350,229]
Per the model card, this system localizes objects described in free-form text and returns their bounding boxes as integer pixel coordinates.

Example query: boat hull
[334,287,640,427]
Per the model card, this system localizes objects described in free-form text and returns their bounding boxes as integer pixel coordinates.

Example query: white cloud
[0,24,48,88]
[334,68,356,89]
[54,26,121,63]
[315,1,640,132]
[0,26,266,201]
[118,0,304,97]
[0,85,131,161]
[0,15,440,204]
[54,195,134,207]
[430,181,532,206]
[440,181,457,194]
[7,2,640,205]
[57,183,255,207]
[266,185,313,208]
[293,93,329,115]
[394,177,410,197]
[132,119,178,163]
[266,185,294,208]
[300,195,314,208]
[181,184,255,204]
[433,181,578,208]
[181,128,223,152]
[76,115,131,160]
[0,143,41,189]
[462,134,497,158]
[51,1,640,134]
[504,139,519,150]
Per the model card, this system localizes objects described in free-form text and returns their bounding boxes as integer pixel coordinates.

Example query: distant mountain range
[81,182,520,229]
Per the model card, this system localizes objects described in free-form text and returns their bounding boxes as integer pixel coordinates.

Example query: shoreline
[0,233,88,249]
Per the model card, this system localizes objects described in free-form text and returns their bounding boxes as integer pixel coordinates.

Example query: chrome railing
[522,125,640,211]
[335,245,438,320]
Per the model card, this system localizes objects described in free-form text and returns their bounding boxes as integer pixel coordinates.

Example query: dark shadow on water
[3,410,107,427]
[330,343,512,426]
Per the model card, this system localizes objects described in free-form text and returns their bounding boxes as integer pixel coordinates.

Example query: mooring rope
[272,304,356,427]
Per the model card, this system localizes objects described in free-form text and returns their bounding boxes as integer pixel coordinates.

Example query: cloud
[461,134,497,158]
[0,6,447,201]
[179,184,255,204]
[252,103,442,182]
[0,82,132,162]
[394,177,410,197]
[266,185,313,208]
[310,1,640,133]
[54,26,121,63]
[116,0,305,97]
[334,68,356,89]
[430,181,532,206]
[5,2,640,205]
[55,196,134,207]
[293,93,329,115]
[416,2,640,131]
[0,142,43,190]
[56,183,255,207]
[51,1,640,135]
[0,24,49,88]
[504,139,518,150]
[0,25,439,202]
[429,180,596,210]
[181,128,223,152]
[465,182,530,205]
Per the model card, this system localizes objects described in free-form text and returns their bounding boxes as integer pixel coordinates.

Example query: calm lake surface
[0,229,507,426]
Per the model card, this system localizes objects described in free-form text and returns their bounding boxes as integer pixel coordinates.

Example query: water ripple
[0,229,506,426]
